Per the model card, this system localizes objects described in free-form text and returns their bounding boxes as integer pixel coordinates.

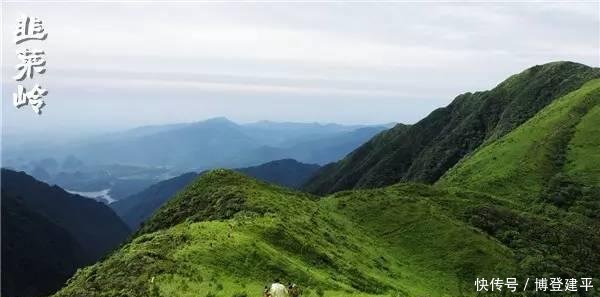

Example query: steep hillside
[2,192,86,297]
[433,79,600,285]
[111,159,320,230]
[53,170,515,297]
[0,169,131,261]
[439,79,600,216]
[304,62,600,194]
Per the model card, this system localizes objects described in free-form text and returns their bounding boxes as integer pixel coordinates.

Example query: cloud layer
[2,2,599,136]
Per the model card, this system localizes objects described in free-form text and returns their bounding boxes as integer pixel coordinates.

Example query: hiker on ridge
[269,279,288,297]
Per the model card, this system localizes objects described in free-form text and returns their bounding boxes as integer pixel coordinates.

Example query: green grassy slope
[304,62,600,195]
[53,170,514,297]
[437,79,600,285]
[562,101,600,188]
[439,79,600,206]
[112,159,319,231]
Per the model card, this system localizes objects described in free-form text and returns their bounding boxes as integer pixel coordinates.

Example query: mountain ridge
[304,61,600,195]
[54,170,516,297]
[111,159,321,230]
[439,78,600,214]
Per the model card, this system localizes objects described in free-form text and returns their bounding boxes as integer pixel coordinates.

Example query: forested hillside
[1,169,131,297]
[304,62,600,194]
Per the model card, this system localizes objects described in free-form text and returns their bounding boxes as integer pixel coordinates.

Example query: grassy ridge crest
[53,170,514,297]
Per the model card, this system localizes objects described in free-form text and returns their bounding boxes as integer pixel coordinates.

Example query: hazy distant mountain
[5,118,389,173]
[15,160,176,205]
[230,126,389,166]
[241,120,387,147]
[74,117,258,169]
[84,118,388,169]
[111,159,320,230]
[61,155,85,171]
[277,126,391,165]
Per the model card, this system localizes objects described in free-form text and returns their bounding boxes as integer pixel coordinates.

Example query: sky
[1,1,599,140]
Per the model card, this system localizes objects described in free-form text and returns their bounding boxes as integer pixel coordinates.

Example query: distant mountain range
[1,169,130,297]
[4,119,390,173]
[111,159,320,230]
[3,120,388,204]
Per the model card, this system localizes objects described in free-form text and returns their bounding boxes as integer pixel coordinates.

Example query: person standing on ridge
[269,279,288,297]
